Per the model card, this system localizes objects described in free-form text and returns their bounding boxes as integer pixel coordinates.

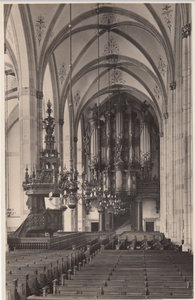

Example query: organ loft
[4,3,192,300]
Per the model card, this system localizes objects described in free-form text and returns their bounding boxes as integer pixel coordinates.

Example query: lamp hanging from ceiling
[56,4,79,210]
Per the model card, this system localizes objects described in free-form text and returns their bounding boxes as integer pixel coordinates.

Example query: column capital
[59,118,64,126]
[169,81,176,90]
[36,90,43,100]
[182,23,191,39]
[20,87,36,97]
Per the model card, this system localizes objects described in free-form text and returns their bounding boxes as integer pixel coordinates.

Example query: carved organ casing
[82,94,160,231]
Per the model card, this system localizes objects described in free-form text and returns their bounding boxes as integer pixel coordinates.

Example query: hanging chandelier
[53,4,79,210]
[79,5,130,217]
[57,167,79,209]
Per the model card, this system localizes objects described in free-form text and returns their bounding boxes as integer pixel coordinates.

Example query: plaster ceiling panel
[76,69,151,113]
[6,17,17,57]
[71,29,97,65]
[103,31,153,72]
[150,4,175,48]
[112,3,161,33]
[119,24,168,87]
[53,39,70,95]
[48,5,69,44]
[73,11,136,31]
[10,5,29,86]
[112,70,151,100]
[29,4,58,49]
[72,37,99,78]
[5,54,14,69]
[5,61,18,118]
[83,94,109,113]
[71,3,95,20]
[7,99,18,119]
[5,72,18,92]
[128,65,163,108]
[73,15,96,34]
[73,18,98,43]
[72,29,154,81]
[73,68,99,112]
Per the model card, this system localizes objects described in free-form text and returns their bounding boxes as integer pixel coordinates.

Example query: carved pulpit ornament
[23,100,60,192]
[14,101,64,237]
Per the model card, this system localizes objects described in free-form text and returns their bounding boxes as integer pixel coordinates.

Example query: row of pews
[116,236,182,251]
[6,233,117,300]
[6,233,193,300]
[8,232,115,250]
[27,250,193,299]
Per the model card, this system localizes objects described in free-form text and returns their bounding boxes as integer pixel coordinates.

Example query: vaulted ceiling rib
[6,3,176,131]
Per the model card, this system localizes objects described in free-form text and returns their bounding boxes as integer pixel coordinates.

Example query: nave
[6,232,193,300]
[4,3,193,300]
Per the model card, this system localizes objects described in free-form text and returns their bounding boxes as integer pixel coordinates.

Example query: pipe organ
[82,94,160,231]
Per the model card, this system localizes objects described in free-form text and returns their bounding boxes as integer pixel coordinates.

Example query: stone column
[71,208,77,232]
[136,197,143,231]
[164,103,174,240]
[19,87,38,217]
[170,82,177,242]
[73,136,78,232]
[99,212,103,231]
[181,23,192,251]
[159,131,167,235]
[110,212,114,231]
[172,23,184,244]
[5,70,10,210]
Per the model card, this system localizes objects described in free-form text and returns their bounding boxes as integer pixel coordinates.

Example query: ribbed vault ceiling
[7,3,177,129]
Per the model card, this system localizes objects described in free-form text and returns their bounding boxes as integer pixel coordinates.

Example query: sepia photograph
[3,2,193,300]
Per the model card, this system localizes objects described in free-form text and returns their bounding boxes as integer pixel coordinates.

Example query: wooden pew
[8,236,193,300]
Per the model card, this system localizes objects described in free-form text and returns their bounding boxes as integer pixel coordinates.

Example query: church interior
[4,3,193,300]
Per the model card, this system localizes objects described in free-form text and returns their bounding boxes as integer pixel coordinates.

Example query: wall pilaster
[19,86,38,218]
[181,23,192,251]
